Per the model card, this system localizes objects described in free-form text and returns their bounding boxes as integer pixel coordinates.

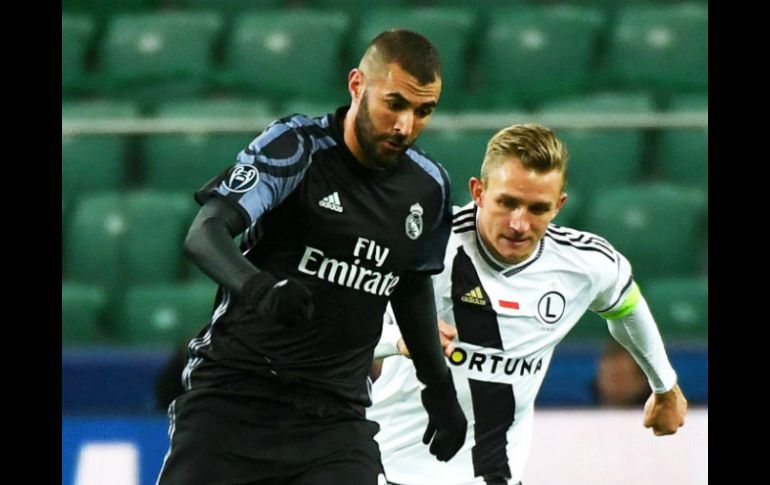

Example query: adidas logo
[461,286,486,305]
[319,192,343,213]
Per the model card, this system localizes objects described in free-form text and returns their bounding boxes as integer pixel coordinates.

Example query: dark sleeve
[389,272,448,384]
[195,115,318,228]
[183,197,258,295]
[409,162,453,275]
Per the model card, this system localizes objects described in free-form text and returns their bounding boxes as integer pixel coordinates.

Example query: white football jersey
[368,202,635,485]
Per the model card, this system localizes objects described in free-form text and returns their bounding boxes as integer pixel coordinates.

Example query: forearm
[390,274,447,384]
[606,296,677,393]
[183,198,259,295]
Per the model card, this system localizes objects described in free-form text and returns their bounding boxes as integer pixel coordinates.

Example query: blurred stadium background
[61,0,707,483]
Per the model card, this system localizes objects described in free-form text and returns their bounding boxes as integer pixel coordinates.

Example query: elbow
[182,224,205,263]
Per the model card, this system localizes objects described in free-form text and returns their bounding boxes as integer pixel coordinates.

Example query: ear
[553,192,568,216]
[348,68,364,102]
[469,177,484,207]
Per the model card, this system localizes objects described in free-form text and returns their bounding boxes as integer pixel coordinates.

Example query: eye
[416,106,434,117]
[386,100,404,111]
[501,199,517,209]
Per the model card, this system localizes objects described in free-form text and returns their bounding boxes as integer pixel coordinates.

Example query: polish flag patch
[499,300,520,309]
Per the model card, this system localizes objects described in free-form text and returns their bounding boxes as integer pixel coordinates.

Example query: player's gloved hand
[241,272,314,326]
[420,368,468,462]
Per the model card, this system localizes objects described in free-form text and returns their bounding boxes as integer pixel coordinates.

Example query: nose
[509,208,530,234]
[393,111,414,138]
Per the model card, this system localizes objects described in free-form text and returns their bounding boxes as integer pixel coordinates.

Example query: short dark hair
[362,29,441,85]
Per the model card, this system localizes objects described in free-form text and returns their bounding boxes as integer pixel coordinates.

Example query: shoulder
[404,147,451,193]
[544,224,619,266]
[450,203,476,233]
[445,202,477,252]
[246,113,337,162]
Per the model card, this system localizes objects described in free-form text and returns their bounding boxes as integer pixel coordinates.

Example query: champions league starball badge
[405,203,423,240]
[225,164,259,193]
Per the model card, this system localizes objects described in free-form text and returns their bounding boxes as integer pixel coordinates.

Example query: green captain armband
[599,281,641,320]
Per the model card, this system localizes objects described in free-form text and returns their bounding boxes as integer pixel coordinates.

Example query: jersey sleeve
[431,209,464,318]
[195,115,319,227]
[407,160,453,275]
[589,245,638,319]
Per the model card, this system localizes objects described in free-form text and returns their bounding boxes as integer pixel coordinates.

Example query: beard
[354,92,410,169]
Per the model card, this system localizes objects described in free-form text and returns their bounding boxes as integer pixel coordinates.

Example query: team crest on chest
[405,203,423,240]
[538,291,565,324]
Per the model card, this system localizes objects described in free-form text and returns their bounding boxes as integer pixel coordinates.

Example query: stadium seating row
[62,275,707,347]
[62,181,706,299]
[63,4,707,109]
[62,93,708,212]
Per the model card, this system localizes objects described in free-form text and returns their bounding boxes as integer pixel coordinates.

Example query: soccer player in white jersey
[368,124,688,485]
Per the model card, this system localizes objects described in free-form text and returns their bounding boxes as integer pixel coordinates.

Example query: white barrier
[524,407,708,485]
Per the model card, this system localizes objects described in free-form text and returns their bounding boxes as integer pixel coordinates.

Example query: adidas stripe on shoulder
[545,226,615,262]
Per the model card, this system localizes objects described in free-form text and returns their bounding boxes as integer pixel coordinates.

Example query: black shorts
[156,379,383,485]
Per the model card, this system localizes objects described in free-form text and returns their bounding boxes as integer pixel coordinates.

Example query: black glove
[241,272,314,327]
[420,368,468,462]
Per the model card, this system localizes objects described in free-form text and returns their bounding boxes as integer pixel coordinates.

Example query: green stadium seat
[537,92,655,196]
[475,6,606,108]
[64,191,196,308]
[98,12,224,104]
[552,188,583,230]
[64,193,124,293]
[62,283,107,345]
[655,94,708,189]
[604,4,708,92]
[62,14,95,95]
[114,282,217,346]
[544,0,667,6]
[63,0,159,15]
[349,7,477,110]
[305,0,409,9]
[223,11,350,103]
[644,277,708,342]
[124,191,198,285]
[417,129,497,206]
[279,100,337,119]
[582,184,707,283]
[62,100,140,208]
[424,0,527,6]
[141,98,274,192]
[178,0,283,14]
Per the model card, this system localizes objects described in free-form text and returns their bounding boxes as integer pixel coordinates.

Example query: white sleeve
[590,249,634,314]
[606,295,678,393]
[373,303,403,359]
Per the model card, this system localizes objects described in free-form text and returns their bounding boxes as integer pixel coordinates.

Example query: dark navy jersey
[183,107,453,406]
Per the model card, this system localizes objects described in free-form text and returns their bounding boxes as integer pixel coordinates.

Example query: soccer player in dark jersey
[155,29,468,485]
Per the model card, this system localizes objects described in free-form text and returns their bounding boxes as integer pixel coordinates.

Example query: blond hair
[481,124,568,189]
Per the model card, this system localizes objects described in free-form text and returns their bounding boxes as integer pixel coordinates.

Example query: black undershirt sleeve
[390,272,448,384]
[182,197,259,296]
